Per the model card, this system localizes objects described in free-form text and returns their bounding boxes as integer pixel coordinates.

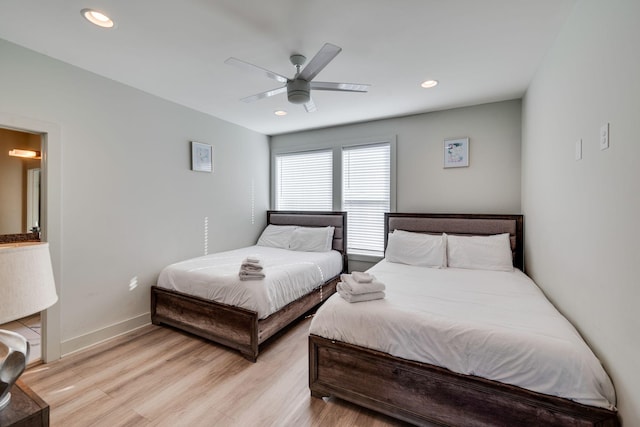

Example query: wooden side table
[0,380,49,427]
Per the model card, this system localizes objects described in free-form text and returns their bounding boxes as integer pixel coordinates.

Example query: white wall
[272,100,522,214]
[0,39,270,355]
[522,0,640,424]
[272,100,522,271]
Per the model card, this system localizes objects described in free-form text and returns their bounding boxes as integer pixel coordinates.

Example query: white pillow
[289,226,335,252]
[446,233,513,271]
[385,230,446,268]
[256,225,297,249]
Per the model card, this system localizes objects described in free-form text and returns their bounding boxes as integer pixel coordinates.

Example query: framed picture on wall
[191,141,213,172]
[443,137,469,168]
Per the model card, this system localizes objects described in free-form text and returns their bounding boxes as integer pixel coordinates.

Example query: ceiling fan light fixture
[287,80,311,104]
[421,79,439,89]
[81,8,115,28]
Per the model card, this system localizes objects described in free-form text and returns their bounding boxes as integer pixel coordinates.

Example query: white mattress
[309,260,616,410]
[157,245,343,319]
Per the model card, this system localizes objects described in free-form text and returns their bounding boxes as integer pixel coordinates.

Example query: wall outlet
[575,139,582,160]
[600,123,609,150]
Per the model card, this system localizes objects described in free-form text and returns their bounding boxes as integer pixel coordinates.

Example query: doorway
[0,127,44,364]
[0,128,41,236]
[0,112,62,363]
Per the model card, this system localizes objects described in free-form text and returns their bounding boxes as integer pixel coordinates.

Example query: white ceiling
[0,1,576,136]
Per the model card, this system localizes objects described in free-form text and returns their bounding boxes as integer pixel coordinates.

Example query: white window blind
[275,150,333,211]
[342,143,390,254]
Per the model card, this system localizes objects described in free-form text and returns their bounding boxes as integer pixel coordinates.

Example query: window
[272,138,395,258]
[274,149,332,211]
[343,143,390,255]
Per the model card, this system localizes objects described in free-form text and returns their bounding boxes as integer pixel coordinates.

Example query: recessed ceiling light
[420,80,439,89]
[81,8,115,28]
[274,110,288,116]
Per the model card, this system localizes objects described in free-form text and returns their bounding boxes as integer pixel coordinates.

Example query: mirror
[0,127,42,239]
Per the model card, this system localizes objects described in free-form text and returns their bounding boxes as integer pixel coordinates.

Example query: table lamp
[0,242,58,411]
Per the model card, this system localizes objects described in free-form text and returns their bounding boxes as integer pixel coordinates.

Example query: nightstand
[0,380,49,427]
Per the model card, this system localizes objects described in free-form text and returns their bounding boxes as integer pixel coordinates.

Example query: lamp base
[0,329,30,411]
[0,392,10,411]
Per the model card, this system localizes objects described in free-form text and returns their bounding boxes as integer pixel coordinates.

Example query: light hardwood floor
[22,317,410,427]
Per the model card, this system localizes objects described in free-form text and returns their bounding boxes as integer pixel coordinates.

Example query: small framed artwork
[443,137,469,168]
[191,141,213,172]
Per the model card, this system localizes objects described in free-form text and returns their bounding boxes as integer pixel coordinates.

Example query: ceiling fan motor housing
[287,79,311,104]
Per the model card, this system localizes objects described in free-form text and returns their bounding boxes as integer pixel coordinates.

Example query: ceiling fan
[225,43,370,112]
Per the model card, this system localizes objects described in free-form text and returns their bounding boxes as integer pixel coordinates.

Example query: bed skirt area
[308,335,620,427]
[151,277,338,362]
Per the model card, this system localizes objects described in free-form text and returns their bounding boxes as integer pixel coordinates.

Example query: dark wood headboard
[384,213,524,271]
[267,210,347,255]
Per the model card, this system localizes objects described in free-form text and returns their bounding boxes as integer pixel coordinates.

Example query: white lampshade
[0,242,58,324]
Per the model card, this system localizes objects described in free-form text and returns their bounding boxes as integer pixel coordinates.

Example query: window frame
[271,136,397,260]
[342,141,392,256]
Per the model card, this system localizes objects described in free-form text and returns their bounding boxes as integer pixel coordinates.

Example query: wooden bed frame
[309,213,619,427]
[152,210,346,362]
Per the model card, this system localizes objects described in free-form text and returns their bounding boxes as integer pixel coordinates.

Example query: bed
[309,213,619,427]
[151,210,346,362]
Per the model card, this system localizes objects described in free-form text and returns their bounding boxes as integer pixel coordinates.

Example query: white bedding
[157,245,343,319]
[309,260,616,410]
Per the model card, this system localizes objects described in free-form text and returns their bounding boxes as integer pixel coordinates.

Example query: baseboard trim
[61,313,150,357]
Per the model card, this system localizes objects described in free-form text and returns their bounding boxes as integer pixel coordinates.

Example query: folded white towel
[241,262,263,272]
[337,284,385,303]
[240,256,264,273]
[244,255,261,264]
[239,270,265,281]
[351,271,374,283]
[339,274,386,295]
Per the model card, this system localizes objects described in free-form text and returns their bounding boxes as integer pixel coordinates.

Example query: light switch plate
[575,139,582,160]
[600,123,609,150]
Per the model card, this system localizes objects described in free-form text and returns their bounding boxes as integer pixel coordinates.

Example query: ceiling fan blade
[304,98,317,113]
[298,43,342,82]
[311,82,370,92]
[225,57,289,83]
[240,86,287,103]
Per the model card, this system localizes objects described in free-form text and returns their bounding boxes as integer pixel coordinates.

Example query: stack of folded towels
[239,255,265,281]
[337,271,386,303]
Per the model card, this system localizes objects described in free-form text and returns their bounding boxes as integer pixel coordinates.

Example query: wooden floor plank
[22,318,410,426]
